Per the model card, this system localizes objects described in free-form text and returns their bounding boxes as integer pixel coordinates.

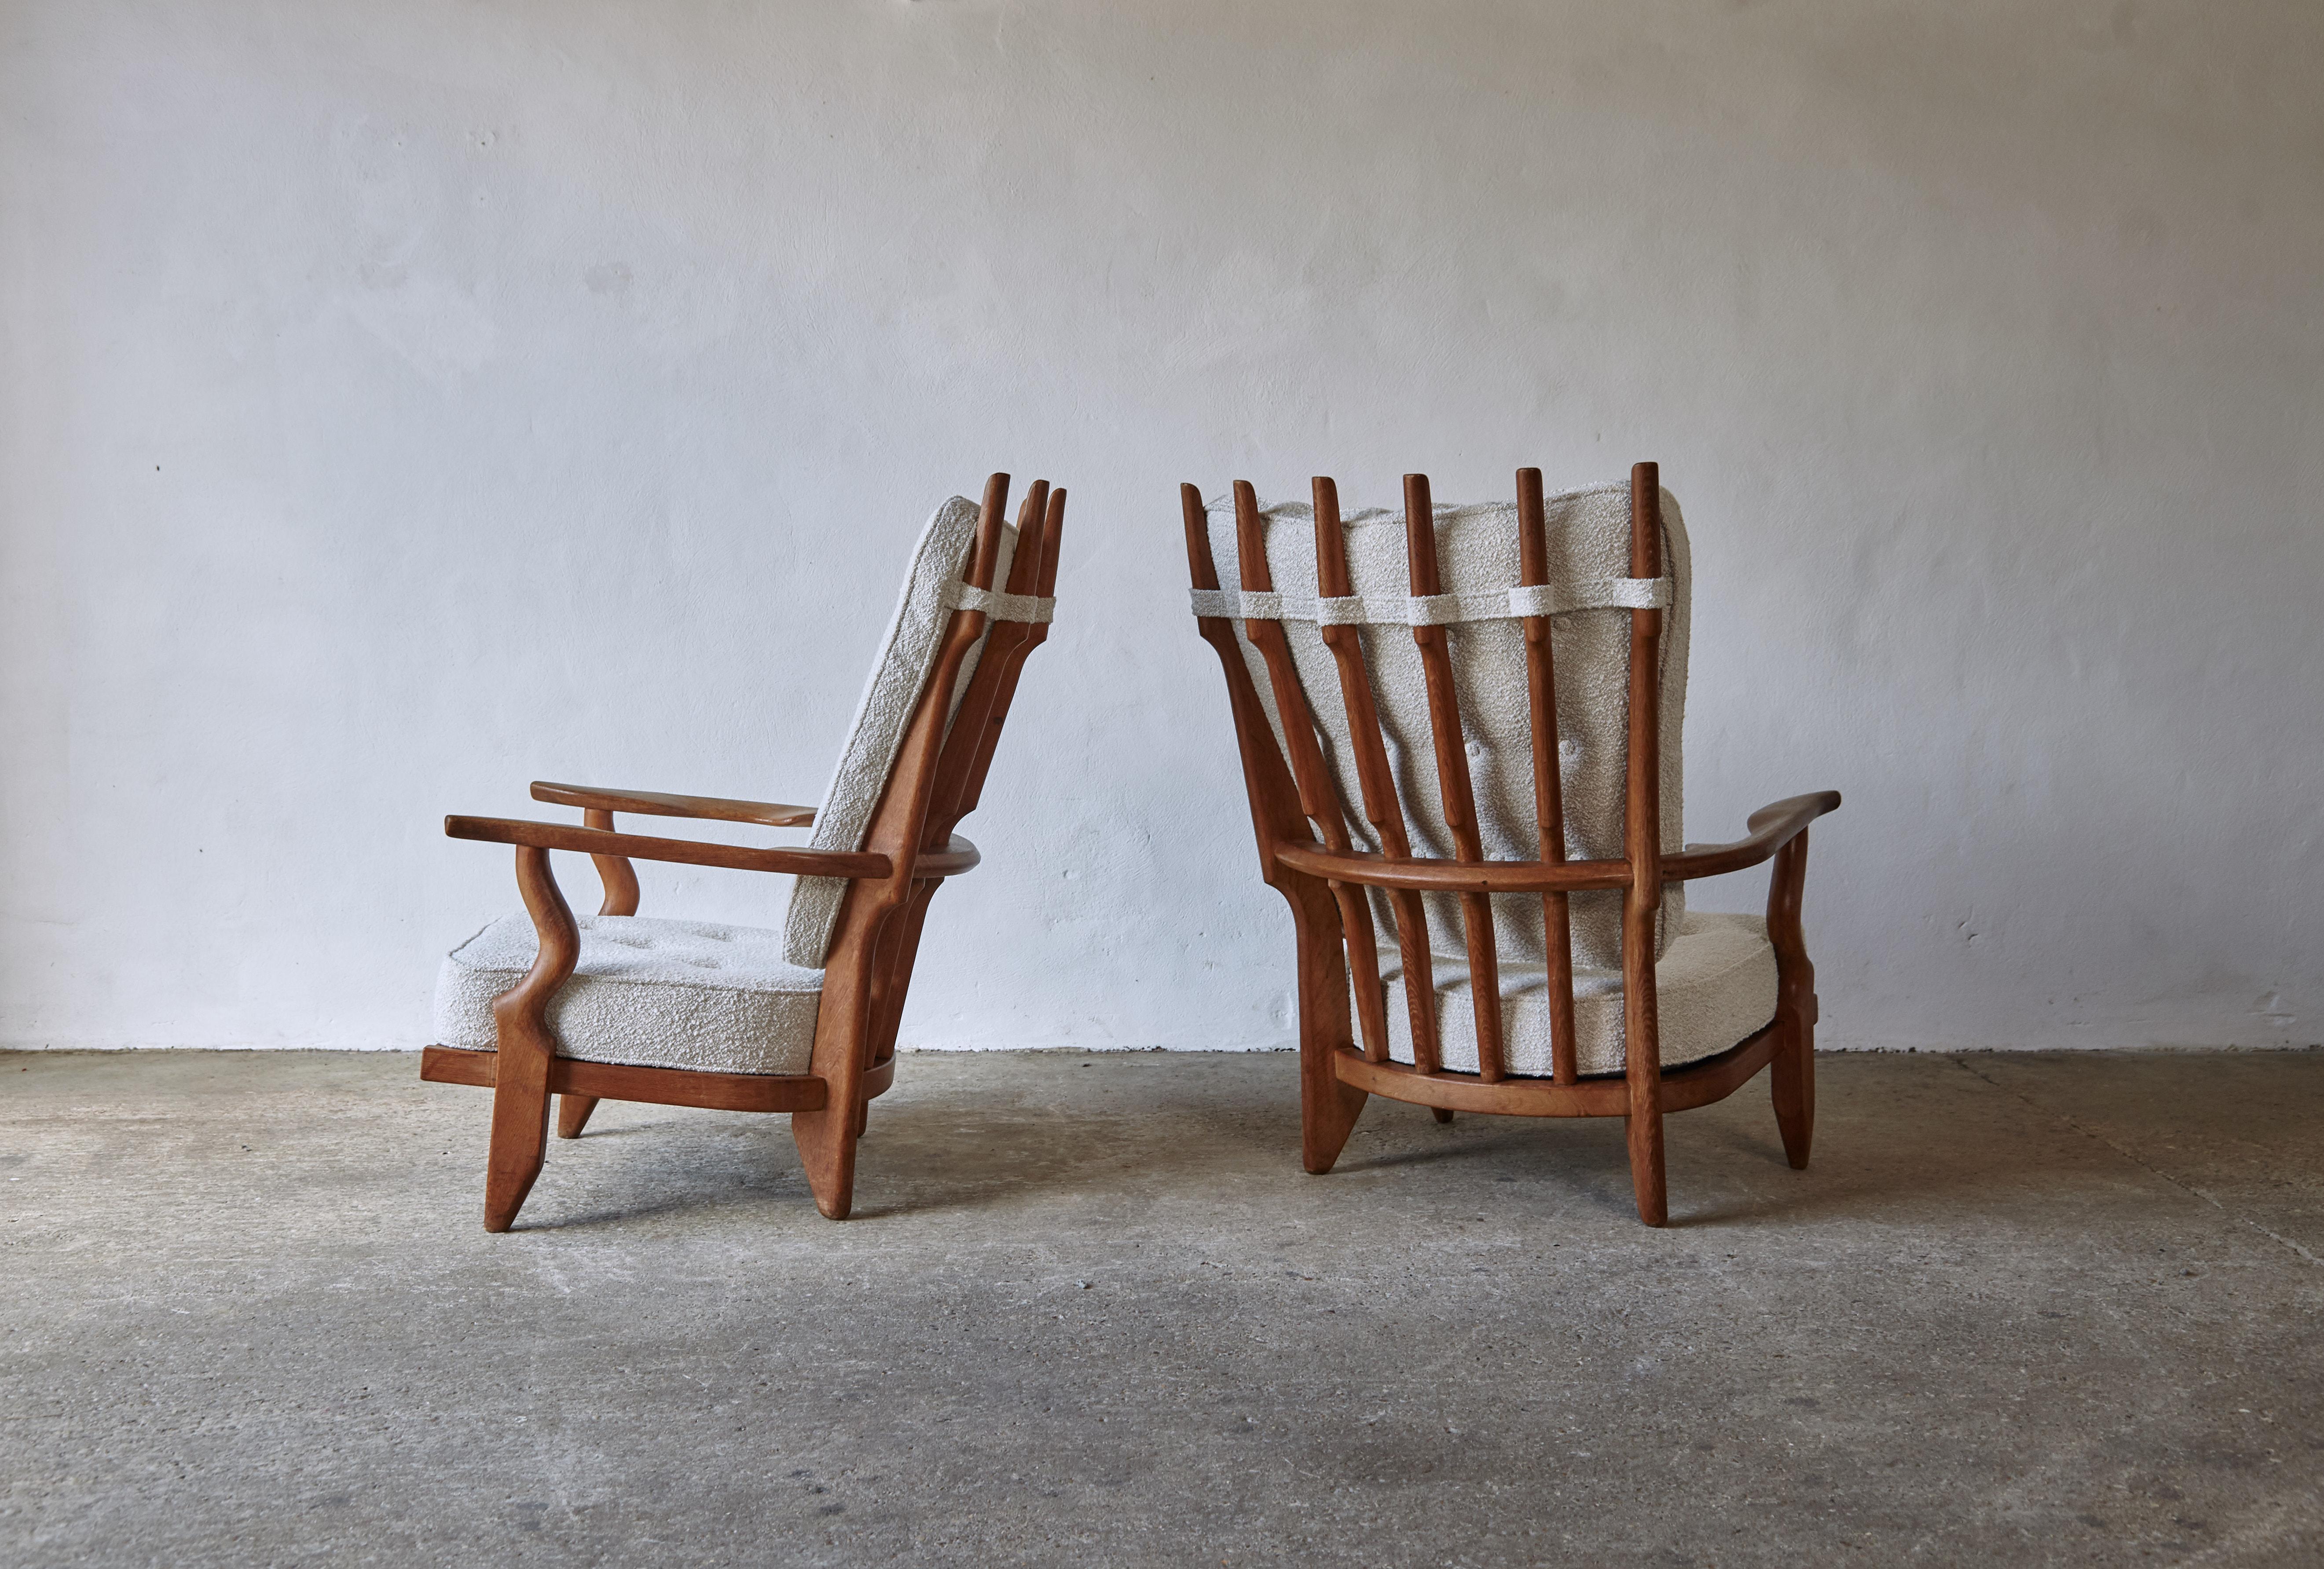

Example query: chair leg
[1431,1107,1455,1124]
[853,1096,869,1140]
[791,1101,861,1220]
[1625,1102,1668,1227]
[556,1095,599,1140]
[1771,998,1817,1170]
[1288,882,1366,1174]
[483,845,576,1233]
[484,1057,553,1232]
[1766,833,1818,1172]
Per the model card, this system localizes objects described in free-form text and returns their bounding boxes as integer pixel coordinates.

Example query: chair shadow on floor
[491,1059,2099,1232]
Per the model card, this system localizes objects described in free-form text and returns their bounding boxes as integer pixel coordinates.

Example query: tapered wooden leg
[1289,877,1367,1174]
[853,1096,870,1140]
[1431,1107,1455,1124]
[1771,995,1817,1170]
[556,1095,599,1139]
[485,1058,553,1231]
[484,845,579,1233]
[794,936,878,1221]
[1766,832,1817,1171]
[1625,1100,1668,1227]
[791,1101,861,1220]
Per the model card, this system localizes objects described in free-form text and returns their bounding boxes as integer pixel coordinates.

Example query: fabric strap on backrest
[945,582,1056,624]
[1188,578,1670,625]
[1198,485,1691,975]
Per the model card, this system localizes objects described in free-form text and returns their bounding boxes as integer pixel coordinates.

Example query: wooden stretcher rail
[1331,1024,1778,1118]
[421,1044,900,1113]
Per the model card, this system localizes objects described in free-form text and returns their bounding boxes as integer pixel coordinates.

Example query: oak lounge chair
[1183,464,1837,1225]
[423,475,1063,1230]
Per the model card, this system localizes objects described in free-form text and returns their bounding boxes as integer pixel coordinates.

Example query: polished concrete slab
[2,1047,2318,1565]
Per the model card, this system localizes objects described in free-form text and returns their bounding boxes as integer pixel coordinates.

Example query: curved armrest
[1664,791,1841,881]
[446,816,889,878]
[532,781,816,828]
[1276,844,1634,893]
[915,835,981,878]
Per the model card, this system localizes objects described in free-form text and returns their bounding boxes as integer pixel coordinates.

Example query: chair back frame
[1184,463,1834,1225]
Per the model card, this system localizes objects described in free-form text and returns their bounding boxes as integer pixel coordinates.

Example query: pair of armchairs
[426,465,1835,1230]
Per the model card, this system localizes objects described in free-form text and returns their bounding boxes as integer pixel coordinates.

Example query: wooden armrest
[1275,844,1635,893]
[1663,792,1841,880]
[1273,792,1838,892]
[445,817,889,878]
[916,835,981,878]
[531,781,817,828]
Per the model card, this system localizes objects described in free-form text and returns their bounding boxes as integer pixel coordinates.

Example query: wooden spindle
[1231,484,1388,1061]
[1515,469,1580,1085]
[1404,474,1507,1084]
[1313,476,1433,1066]
[1621,461,1668,1226]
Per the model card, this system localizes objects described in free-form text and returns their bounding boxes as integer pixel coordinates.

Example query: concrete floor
[1,1049,2318,1566]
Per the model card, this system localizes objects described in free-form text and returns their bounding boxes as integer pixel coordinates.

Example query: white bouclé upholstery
[436,494,1035,1075]
[1374,911,1778,1076]
[1203,482,1774,1072]
[434,914,827,1075]
[781,497,1019,969]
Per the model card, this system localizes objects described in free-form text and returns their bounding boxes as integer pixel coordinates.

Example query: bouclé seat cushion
[433,914,824,1076]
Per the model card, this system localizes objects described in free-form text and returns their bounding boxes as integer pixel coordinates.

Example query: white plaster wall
[4,1,2318,1053]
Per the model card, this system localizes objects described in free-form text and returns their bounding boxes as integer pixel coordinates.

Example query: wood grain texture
[534,782,817,828]
[1232,482,1389,1082]
[1312,476,1435,1069]
[1403,474,1507,1083]
[1620,462,1669,1227]
[444,816,891,879]
[1767,828,1818,1169]
[421,1044,885,1113]
[1516,467,1582,1085]
[482,846,576,1232]
[1182,482,1368,1169]
[1334,1024,1779,1117]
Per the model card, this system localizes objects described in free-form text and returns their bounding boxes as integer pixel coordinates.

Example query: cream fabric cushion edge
[434,913,824,1077]
[1362,910,1778,1078]
[780,497,1018,968]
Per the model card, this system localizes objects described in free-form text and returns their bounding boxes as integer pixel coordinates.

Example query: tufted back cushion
[1202,482,1688,970]
[781,497,1018,968]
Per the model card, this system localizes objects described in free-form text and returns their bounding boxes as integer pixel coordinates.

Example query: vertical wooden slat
[1312,476,1435,1068]
[1184,482,1368,1173]
[956,486,1067,818]
[1621,461,1668,1226]
[1515,469,1580,1085]
[1230,484,1388,1062]
[1403,474,1507,1084]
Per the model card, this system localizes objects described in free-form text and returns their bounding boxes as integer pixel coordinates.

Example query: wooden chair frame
[1183,463,1839,1225]
[424,474,1065,1229]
